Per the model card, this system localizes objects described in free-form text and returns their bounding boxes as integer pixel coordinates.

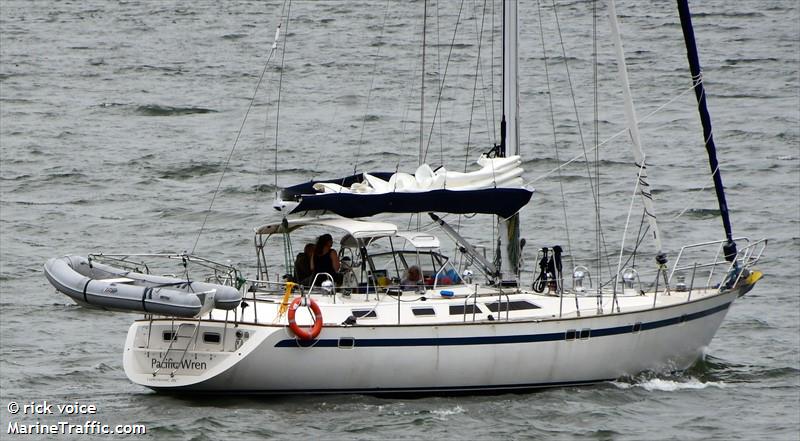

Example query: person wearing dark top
[313,234,342,284]
[293,243,315,285]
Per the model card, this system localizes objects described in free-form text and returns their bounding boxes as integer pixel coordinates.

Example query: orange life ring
[287,297,323,340]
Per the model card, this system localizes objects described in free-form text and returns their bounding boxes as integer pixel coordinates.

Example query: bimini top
[275,155,534,219]
[254,217,398,238]
[338,230,441,249]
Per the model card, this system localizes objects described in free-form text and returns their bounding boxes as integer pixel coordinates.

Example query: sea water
[1,1,798,440]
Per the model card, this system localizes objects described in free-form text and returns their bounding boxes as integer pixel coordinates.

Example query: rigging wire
[535,0,575,273]
[259,1,289,191]
[422,0,466,164]
[398,9,426,160]
[191,2,288,254]
[273,0,292,191]
[666,163,720,221]
[550,0,615,281]
[352,0,393,175]
[632,209,647,269]
[457,0,489,239]
[464,0,489,173]
[525,82,702,186]
[615,159,647,286]
[549,1,605,237]
[476,0,494,148]
[592,0,605,289]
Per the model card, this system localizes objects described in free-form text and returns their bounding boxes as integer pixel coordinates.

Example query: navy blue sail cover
[281,174,533,219]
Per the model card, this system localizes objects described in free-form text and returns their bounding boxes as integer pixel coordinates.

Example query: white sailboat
[46,0,766,394]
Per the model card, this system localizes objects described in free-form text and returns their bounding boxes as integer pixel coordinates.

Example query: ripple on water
[1,1,797,440]
[132,104,218,117]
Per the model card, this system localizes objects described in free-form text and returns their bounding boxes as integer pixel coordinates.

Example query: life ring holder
[287,296,323,341]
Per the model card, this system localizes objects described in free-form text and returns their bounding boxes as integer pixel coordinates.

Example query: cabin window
[565,329,577,340]
[203,332,221,344]
[398,251,445,281]
[352,309,377,318]
[579,329,591,340]
[412,307,436,317]
[368,253,401,280]
[679,314,688,325]
[484,300,541,312]
[449,304,480,315]
[162,331,176,341]
[632,322,642,333]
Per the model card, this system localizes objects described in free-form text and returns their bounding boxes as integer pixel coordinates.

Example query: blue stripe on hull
[275,301,731,348]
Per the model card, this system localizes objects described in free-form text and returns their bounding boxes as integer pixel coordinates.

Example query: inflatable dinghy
[44,256,242,317]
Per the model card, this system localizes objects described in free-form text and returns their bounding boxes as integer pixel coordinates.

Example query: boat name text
[151,358,207,370]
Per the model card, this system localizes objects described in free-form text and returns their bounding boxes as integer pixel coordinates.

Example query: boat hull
[124,288,739,395]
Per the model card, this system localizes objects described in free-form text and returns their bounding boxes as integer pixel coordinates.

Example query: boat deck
[198,284,720,328]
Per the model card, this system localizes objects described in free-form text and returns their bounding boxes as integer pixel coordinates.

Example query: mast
[606,0,665,259]
[502,0,519,157]
[677,0,737,261]
[498,0,521,284]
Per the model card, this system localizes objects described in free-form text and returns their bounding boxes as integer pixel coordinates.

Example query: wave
[96,101,127,109]
[157,162,223,180]
[684,355,800,384]
[612,377,726,392]
[221,184,279,195]
[430,405,466,421]
[681,208,720,219]
[4,198,90,206]
[693,11,765,18]
[133,105,218,116]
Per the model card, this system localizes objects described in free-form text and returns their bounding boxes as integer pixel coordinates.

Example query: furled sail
[275,155,533,218]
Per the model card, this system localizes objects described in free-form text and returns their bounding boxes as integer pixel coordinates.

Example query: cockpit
[252,217,469,295]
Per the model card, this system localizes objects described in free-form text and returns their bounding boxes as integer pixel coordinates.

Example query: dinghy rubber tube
[43,256,242,317]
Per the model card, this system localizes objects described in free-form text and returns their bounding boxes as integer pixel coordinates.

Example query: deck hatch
[449,304,481,315]
[484,300,541,312]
